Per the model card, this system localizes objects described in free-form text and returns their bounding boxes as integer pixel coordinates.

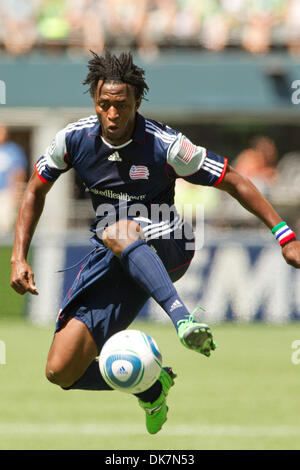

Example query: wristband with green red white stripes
[271,221,296,247]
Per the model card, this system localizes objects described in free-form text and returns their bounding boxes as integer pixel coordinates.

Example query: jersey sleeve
[35,128,72,183]
[166,133,228,187]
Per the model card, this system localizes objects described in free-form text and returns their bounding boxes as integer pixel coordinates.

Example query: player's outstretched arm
[10,172,54,295]
[217,165,300,269]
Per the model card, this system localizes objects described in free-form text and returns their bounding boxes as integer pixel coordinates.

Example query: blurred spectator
[220,0,246,46]
[201,0,230,51]
[241,0,285,55]
[37,0,70,48]
[275,151,300,196]
[0,124,28,234]
[172,0,202,44]
[234,136,279,195]
[104,0,148,52]
[2,0,40,55]
[211,136,280,229]
[65,0,107,54]
[136,0,178,59]
[0,0,298,57]
[285,0,300,57]
[268,150,300,232]
[242,2,273,54]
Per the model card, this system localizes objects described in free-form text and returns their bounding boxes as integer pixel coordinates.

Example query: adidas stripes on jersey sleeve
[166,133,228,187]
[35,128,72,183]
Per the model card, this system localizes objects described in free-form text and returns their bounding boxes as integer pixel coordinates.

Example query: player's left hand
[281,240,300,268]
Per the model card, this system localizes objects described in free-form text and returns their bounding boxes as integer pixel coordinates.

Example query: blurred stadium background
[1,0,300,450]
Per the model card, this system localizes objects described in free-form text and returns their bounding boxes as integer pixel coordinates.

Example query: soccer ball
[99,329,162,394]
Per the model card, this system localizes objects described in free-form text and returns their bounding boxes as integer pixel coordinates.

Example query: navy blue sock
[120,239,190,330]
[66,358,162,402]
[134,379,162,403]
[64,359,113,391]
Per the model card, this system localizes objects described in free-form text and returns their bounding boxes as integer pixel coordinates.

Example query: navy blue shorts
[55,218,195,353]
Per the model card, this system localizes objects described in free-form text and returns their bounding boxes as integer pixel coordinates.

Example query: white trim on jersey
[145,128,176,144]
[76,115,97,123]
[133,214,184,240]
[36,164,46,175]
[64,116,98,133]
[66,115,97,130]
[202,156,224,178]
[206,157,224,169]
[36,156,47,173]
[146,219,185,240]
[101,136,133,149]
[202,160,222,173]
[202,166,221,178]
[142,215,184,240]
[145,121,177,144]
[145,126,175,141]
[66,119,98,131]
[145,129,173,144]
[36,155,68,173]
[65,120,98,134]
[145,120,176,138]
[143,220,172,237]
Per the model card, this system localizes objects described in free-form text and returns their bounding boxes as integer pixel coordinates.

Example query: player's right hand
[282,240,300,269]
[10,261,39,296]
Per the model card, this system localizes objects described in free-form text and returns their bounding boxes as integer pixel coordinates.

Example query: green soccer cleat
[138,367,176,435]
[177,306,217,357]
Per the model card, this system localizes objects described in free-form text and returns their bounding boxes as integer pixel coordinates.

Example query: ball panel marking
[144,333,163,364]
[105,354,142,388]
[99,329,162,393]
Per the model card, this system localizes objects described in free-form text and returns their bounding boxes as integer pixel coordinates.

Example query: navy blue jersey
[35,113,227,233]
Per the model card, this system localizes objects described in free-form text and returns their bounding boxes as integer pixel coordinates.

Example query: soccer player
[10,51,300,435]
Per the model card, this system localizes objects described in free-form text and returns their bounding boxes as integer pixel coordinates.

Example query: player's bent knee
[103,220,143,257]
[45,362,76,389]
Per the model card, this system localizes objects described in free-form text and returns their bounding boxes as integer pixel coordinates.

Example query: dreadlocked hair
[83,50,149,100]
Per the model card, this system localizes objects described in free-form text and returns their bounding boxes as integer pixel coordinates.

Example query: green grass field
[0,318,300,450]
[0,247,26,320]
